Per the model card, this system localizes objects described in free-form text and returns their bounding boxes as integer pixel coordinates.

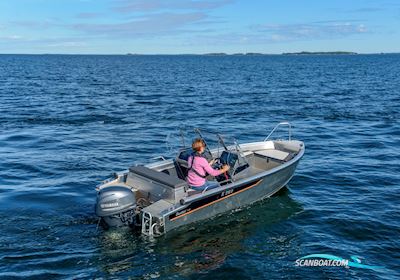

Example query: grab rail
[151,155,167,161]
[264,122,292,141]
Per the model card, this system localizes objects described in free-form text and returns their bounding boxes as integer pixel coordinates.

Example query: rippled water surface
[0,54,399,279]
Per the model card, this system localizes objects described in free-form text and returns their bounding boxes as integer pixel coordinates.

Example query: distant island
[203,52,229,56]
[203,51,358,56]
[203,52,266,56]
[282,51,358,55]
[122,51,361,56]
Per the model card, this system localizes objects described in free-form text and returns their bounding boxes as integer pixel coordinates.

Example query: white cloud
[72,12,209,37]
[253,21,369,40]
[75,12,103,19]
[47,41,87,47]
[192,21,369,46]
[113,0,233,13]
[0,35,23,40]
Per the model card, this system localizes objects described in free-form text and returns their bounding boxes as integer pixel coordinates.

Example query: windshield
[164,127,242,159]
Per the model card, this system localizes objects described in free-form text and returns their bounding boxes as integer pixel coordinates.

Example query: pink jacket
[186,155,222,186]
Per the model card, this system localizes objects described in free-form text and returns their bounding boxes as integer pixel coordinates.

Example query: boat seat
[129,165,188,189]
[174,148,194,180]
[254,149,290,161]
[241,151,253,157]
[177,148,192,161]
[173,160,186,180]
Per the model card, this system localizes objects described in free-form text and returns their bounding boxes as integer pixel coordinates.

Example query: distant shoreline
[1,52,398,56]
[282,51,357,55]
[203,51,359,56]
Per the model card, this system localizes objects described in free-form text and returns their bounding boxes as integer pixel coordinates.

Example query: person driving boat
[186,138,230,191]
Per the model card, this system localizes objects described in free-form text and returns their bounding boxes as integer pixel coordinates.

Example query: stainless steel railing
[264,122,292,141]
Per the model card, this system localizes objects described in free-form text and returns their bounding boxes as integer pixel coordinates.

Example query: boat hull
[95,137,305,236]
[163,158,299,233]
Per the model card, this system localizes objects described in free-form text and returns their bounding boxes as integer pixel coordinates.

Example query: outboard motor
[95,186,137,228]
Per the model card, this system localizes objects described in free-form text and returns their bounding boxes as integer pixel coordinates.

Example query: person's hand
[222,164,230,172]
[209,159,216,165]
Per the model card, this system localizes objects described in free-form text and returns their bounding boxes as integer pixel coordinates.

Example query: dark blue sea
[0,54,399,279]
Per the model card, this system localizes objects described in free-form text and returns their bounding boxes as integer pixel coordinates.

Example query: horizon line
[0,51,399,56]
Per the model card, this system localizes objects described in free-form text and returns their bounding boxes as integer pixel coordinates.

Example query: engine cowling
[95,186,137,228]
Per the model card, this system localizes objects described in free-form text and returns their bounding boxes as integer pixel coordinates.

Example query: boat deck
[233,166,265,180]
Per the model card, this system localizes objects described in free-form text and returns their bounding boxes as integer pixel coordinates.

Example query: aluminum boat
[95,122,305,237]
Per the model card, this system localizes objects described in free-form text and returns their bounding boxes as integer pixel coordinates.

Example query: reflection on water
[96,187,302,278]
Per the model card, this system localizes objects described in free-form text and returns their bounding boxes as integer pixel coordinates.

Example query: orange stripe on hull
[170,179,263,221]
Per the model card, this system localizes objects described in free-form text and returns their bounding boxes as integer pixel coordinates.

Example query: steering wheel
[212,157,222,168]
[212,157,230,181]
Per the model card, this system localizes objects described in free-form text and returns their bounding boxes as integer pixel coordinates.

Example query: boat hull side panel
[164,160,299,232]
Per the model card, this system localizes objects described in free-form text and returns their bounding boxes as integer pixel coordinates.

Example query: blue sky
[0,0,399,54]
